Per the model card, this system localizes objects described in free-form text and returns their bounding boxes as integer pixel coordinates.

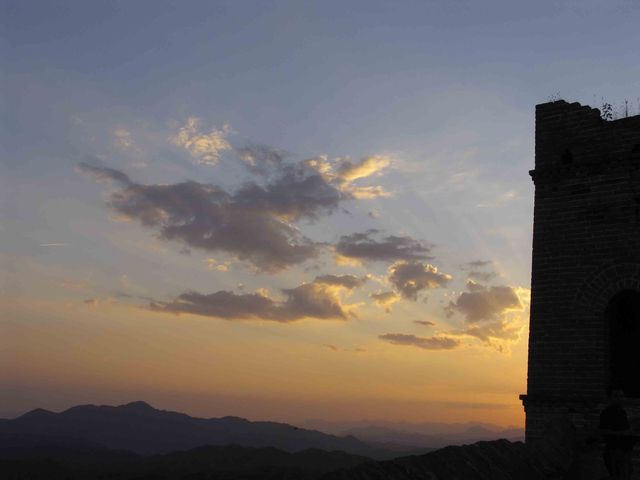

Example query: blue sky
[1,0,639,424]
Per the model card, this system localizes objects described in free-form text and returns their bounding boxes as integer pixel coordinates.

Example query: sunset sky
[2,0,640,428]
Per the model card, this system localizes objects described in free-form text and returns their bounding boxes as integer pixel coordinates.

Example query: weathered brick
[521,100,640,442]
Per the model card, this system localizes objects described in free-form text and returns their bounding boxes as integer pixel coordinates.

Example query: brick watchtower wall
[521,101,640,442]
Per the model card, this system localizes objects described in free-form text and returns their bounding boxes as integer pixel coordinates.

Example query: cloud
[79,165,334,271]
[467,260,492,268]
[77,163,132,186]
[305,155,392,199]
[151,290,278,319]
[149,274,364,322]
[236,145,286,174]
[468,270,497,282]
[280,278,361,320]
[171,117,232,165]
[414,320,435,327]
[324,344,366,353]
[204,258,231,272]
[388,261,452,300]
[349,186,392,199]
[370,291,401,313]
[83,297,118,306]
[336,155,391,183]
[80,152,391,271]
[335,230,432,264]
[446,281,522,323]
[379,333,460,350]
[313,274,367,289]
[114,128,135,150]
[445,281,528,352]
[461,260,497,283]
[461,319,522,347]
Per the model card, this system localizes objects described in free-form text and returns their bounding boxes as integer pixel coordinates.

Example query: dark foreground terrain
[0,444,370,480]
[1,402,597,479]
[0,417,588,480]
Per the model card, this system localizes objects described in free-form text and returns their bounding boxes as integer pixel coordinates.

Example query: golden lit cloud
[171,117,232,166]
[349,185,392,199]
[370,291,401,313]
[336,155,391,183]
[304,154,392,199]
[204,258,231,272]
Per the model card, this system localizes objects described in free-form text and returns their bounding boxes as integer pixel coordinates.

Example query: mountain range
[337,424,524,451]
[0,401,390,458]
[0,401,575,480]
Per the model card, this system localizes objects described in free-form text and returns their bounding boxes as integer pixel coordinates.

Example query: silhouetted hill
[321,418,582,480]
[0,406,588,479]
[0,401,388,458]
[0,443,371,479]
[342,424,524,450]
[0,422,568,480]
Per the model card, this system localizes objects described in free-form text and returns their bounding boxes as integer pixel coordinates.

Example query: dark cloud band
[379,333,460,350]
[335,229,432,263]
[149,275,366,322]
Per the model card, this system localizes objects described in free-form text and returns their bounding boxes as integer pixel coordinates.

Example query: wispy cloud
[414,320,435,327]
[236,144,286,174]
[324,344,366,353]
[113,127,135,150]
[379,333,460,350]
[370,291,401,313]
[460,260,497,283]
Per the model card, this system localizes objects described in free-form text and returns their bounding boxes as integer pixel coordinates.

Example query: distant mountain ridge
[341,424,524,451]
[304,419,524,450]
[0,401,393,459]
[0,416,585,480]
[320,418,587,480]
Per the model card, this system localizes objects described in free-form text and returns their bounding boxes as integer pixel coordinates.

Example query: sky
[1,0,640,428]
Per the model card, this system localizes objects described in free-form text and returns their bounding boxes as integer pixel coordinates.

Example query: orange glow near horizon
[1,295,528,427]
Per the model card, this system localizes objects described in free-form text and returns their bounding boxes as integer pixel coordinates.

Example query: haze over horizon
[2,0,639,429]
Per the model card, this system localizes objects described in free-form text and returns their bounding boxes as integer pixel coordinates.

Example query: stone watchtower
[521,100,640,441]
